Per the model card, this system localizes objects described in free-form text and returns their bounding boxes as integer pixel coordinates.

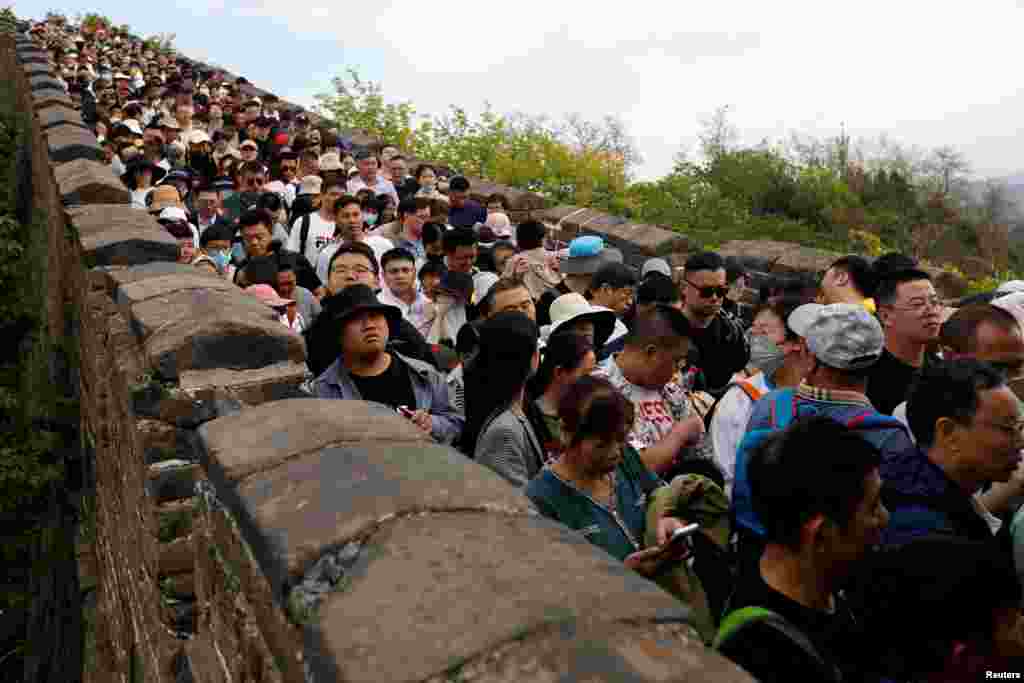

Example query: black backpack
[290,213,312,258]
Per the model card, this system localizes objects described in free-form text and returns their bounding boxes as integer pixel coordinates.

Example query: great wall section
[4,14,949,681]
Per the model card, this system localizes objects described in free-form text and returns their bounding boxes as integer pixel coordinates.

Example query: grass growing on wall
[0,15,72,674]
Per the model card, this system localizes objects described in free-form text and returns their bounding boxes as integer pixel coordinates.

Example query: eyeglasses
[685,279,729,299]
[976,420,1024,441]
[332,265,373,277]
[245,178,265,188]
[889,296,942,313]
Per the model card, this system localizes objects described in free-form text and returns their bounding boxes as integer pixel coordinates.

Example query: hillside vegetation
[317,76,1022,286]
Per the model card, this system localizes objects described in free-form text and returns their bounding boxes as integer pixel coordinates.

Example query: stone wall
[8,26,753,683]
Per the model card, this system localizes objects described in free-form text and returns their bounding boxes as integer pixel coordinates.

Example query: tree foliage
[314,69,637,212]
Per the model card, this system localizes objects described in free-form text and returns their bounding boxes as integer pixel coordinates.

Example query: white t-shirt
[709,372,773,489]
[592,356,712,460]
[286,212,336,265]
[314,235,394,284]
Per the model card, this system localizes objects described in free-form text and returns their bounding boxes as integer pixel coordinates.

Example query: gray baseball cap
[788,303,883,370]
[642,257,672,279]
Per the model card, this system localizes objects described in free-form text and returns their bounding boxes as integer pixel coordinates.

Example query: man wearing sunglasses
[681,251,750,397]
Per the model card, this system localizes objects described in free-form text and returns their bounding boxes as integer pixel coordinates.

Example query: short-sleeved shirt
[592,356,712,461]
[447,200,487,229]
[526,446,661,561]
[866,349,938,416]
[285,212,335,265]
[348,354,416,411]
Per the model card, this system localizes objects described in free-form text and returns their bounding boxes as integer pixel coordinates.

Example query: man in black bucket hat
[311,285,463,445]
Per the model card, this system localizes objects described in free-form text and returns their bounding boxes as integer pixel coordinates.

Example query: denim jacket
[312,352,464,445]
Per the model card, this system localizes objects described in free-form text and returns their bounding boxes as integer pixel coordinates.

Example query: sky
[17,0,1024,181]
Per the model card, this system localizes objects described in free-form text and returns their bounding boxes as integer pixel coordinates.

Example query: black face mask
[426,253,445,265]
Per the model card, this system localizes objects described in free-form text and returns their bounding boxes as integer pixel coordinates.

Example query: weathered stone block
[422,621,750,683]
[37,103,87,131]
[98,262,202,295]
[31,87,73,110]
[217,440,533,593]
[112,281,305,380]
[55,159,130,205]
[23,62,53,77]
[147,460,202,502]
[115,272,238,309]
[775,245,843,275]
[80,227,180,266]
[198,399,429,483]
[29,74,64,91]
[133,386,242,429]
[179,361,309,407]
[44,123,103,164]
[158,536,195,576]
[137,418,198,464]
[307,513,700,683]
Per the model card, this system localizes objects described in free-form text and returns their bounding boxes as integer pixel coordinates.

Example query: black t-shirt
[719,571,863,683]
[866,349,937,416]
[349,354,416,411]
[686,312,750,396]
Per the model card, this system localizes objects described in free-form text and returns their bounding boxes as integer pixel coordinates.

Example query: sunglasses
[685,279,729,299]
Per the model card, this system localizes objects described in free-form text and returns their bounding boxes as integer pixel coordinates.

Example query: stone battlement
[4,25,752,683]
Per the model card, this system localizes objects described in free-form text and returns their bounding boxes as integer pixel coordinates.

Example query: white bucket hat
[541,293,616,349]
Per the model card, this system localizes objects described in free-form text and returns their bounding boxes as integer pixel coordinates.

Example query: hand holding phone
[662,523,699,555]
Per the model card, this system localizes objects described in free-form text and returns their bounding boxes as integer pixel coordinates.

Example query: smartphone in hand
[664,523,700,553]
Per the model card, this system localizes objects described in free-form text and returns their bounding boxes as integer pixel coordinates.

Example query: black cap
[590,261,637,291]
[322,285,401,326]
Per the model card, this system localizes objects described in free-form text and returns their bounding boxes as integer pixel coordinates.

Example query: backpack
[702,379,767,430]
[291,213,312,258]
[714,607,842,683]
[732,388,909,537]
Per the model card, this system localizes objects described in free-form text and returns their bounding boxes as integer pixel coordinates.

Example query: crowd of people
[33,14,1024,681]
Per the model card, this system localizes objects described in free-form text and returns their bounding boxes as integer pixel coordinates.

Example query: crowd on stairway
[30,13,1024,681]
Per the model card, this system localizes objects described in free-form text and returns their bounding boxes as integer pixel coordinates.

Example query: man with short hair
[222,161,267,222]
[287,179,346,265]
[818,255,876,308]
[592,307,709,478]
[867,269,942,415]
[306,242,436,373]
[314,194,394,283]
[377,196,430,261]
[378,248,435,338]
[883,359,1022,548]
[479,279,536,321]
[446,176,487,229]
[195,185,227,234]
[681,251,750,396]
[347,150,398,205]
[236,208,323,296]
[735,303,914,555]
[311,284,462,444]
[718,417,885,683]
[443,227,480,276]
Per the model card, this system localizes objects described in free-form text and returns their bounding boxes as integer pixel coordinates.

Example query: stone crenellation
[5,22,755,683]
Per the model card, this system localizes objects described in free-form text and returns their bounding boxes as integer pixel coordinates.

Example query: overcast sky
[21,0,1024,181]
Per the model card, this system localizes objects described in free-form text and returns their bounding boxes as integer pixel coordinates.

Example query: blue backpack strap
[769,388,797,429]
